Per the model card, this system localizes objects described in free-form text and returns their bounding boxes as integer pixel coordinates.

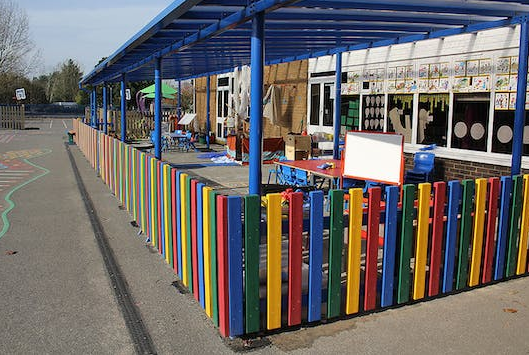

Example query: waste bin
[67,130,76,145]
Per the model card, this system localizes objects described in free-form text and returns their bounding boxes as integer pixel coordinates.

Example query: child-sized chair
[404,151,435,184]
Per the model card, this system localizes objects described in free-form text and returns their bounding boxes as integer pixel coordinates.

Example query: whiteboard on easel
[342,131,404,185]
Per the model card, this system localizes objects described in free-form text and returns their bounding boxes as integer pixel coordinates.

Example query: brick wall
[405,153,528,182]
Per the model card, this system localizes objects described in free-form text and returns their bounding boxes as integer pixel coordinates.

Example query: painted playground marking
[0,149,51,240]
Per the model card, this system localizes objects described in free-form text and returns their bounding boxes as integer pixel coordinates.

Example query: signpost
[15,88,26,101]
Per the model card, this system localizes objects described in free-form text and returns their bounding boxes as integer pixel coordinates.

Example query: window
[361,94,385,132]
[310,83,320,125]
[341,95,360,131]
[322,83,334,126]
[417,94,449,146]
[387,94,413,142]
[492,110,529,155]
[452,93,490,152]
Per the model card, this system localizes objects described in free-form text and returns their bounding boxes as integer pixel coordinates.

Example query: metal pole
[154,57,162,159]
[120,74,127,142]
[92,89,97,128]
[89,89,94,126]
[177,80,182,118]
[249,12,264,196]
[333,52,342,160]
[102,84,108,134]
[206,75,211,149]
[512,19,529,175]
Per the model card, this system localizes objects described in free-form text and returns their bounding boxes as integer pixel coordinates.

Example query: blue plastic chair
[294,169,309,186]
[405,152,435,184]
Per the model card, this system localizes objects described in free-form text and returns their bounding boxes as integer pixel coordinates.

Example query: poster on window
[479,59,492,75]
[495,93,509,110]
[496,57,511,74]
[454,61,466,76]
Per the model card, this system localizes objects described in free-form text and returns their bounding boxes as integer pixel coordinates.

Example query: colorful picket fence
[73,119,529,338]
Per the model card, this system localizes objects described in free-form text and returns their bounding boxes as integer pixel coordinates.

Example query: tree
[47,59,83,102]
[0,0,41,75]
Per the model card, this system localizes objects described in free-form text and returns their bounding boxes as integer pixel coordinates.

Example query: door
[308,79,335,135]
[216,75,232,141]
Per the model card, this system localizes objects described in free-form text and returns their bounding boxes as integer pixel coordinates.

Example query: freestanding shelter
[77,0,529,338]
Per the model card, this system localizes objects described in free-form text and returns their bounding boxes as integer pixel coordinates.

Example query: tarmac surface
[0,118,529,354]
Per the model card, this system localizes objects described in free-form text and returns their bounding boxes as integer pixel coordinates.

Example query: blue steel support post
[89,90,94,126]
[177,80,182,118]
[512,19,529,175]
[206,75,211,149]
[94,89,98,129]
[333,52,342,160]
[120,74,127,142]
[154,57,162,159]
[249,11,264,196]
[102,84,108,134]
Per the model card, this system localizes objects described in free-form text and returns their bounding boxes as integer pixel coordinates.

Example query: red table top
[275,159,342,179]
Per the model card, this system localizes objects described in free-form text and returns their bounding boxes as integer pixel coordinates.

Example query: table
[168,132,190,150]
[274,159,342,188]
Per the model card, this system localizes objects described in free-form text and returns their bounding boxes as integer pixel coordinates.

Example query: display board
[342,131,404,185]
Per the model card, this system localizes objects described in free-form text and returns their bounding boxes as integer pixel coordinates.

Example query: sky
[16,0,171,76]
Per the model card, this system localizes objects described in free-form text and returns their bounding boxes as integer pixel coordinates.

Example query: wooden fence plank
[227,196,243,336]
[346,188,363,314]
[381,185,399,307]
[288,192,303,326]
[482,178,500,283]
[469,178,488,287]
[494,176,512,281]
[397,184,415,304]
[308,191,324,322]
[456,180,474,290]
[244,195,260,333]
[517,175,529,275]
[266,193,282,330]
[506,175,523,277]
[365,187,381,310]
[328,190,344,318]
[429,182,446,297]
[413,183,431,300]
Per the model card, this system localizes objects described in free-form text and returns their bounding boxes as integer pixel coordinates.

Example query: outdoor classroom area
[75,0,529,339]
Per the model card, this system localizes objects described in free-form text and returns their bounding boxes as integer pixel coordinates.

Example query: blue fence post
[102,84,108,134]
[154,57,162,159]
[308,190,324,322]
[333,51,342,160]
[495,176,514,280]
[206,75,211,149]
[227,196,243,336]
[512,19,529,175]
[120,74,127,142]
[249,11,264,196]
[381,185,398,307]
[177,79,182,119]
[442,180,461,293]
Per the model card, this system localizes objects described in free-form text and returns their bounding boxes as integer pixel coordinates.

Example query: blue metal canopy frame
[80,1,529,192]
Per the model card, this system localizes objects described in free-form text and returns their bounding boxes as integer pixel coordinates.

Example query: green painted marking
[328,190,344,318]
[397,184,415,304]
[209,190,219,326]
[506,175,523,277]
[0,150,51,240]
[456,179,475,290]
[244,194,261,333]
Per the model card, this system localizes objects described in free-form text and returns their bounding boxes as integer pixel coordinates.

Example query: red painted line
[171,169,178,274]
[429,182,446,297]
[191,179,199,301]
[157,161,162,254]
[288,192,303,326]
[217,195,230,337]
[364,187,381,311]
[483,178,500,284]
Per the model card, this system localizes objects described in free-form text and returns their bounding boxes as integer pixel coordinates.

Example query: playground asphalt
[0,118,528,354]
